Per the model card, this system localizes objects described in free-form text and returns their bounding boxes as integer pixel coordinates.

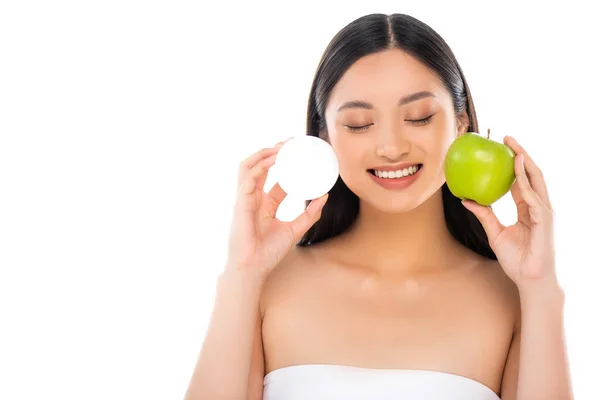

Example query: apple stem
[487,128,490,139]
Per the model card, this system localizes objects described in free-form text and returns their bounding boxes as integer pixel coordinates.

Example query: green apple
[444,131,516,206]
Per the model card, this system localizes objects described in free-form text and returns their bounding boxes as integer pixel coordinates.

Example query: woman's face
[324,49,468,213]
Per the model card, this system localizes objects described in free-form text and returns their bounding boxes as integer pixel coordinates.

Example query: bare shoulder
[259,244,319,318]
[480,258,519,302]
[470,256,521,326]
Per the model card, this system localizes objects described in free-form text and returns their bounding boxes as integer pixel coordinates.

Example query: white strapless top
[263,364,501,400]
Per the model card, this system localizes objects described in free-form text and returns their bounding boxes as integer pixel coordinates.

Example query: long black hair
[298,13,496,260]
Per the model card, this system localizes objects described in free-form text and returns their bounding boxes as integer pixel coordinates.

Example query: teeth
[373,165,421,179]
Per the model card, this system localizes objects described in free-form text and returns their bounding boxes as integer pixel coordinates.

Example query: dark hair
[298,13,496,260]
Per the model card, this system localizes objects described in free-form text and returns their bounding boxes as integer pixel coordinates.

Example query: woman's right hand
[225,138,329,278]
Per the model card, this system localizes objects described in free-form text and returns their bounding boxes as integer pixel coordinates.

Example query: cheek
[422,118,457,161]
[329,134,368,176]
[412,134,445,162]
[430,136,453,160]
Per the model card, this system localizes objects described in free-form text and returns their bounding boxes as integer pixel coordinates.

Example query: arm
[500,276,573,400]
[462,137,573,400]
[184,269,265,400]
[248,302,266,400]
[184,139,327,399]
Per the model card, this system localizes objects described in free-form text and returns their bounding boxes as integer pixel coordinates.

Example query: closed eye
[406,115,434,125]
[345,123,373,132]
[346,115,434,132]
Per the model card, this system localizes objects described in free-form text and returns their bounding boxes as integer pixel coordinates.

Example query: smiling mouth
[368,164,423,179]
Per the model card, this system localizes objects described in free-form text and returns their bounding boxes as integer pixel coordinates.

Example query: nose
[375,125,411,160]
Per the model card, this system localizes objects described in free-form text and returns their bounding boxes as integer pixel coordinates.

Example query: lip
[369,163,421,172]
[368,164,423,190]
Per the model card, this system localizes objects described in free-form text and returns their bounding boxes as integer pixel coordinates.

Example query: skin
[259,49,517,397]
[186,49,572,400]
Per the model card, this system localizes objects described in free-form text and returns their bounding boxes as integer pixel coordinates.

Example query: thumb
[288,193,329,242]
[461,199,504,245]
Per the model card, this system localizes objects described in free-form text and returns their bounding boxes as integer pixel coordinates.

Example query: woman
[186,13,572,400]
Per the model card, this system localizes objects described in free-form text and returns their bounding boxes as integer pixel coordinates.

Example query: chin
[361,194,425,214]
[344,169,445,214]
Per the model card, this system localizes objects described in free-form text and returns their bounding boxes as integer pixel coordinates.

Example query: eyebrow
[337,91,437,112]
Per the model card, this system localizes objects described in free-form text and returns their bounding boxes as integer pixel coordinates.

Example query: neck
[339,188,463,276]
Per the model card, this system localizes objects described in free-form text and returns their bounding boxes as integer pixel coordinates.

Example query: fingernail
[275,137,293,147]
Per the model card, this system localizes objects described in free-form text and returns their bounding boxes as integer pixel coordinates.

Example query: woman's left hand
[461,136,556,287]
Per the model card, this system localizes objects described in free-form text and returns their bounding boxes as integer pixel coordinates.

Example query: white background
[1,1,598,399]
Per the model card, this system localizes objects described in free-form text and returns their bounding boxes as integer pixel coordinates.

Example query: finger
[239,153,278,195]
[275,136,295,147]
[514,153,544,209]
[262,182,288,218]
[508,166,530,226]
[288,193,329,242]
[267,182,287,206]
[504,136,552,209]
[461,199,505,245]
[513,154,552,225]
[509,181,523,207]
[239,136,295,190]
[522,152,551,209]
[255,159,275,194]
[509,183,531,228]
[254,141,292,191]
[238,146,281,187]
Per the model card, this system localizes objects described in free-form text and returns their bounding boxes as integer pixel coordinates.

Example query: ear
[456,111,469,136]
